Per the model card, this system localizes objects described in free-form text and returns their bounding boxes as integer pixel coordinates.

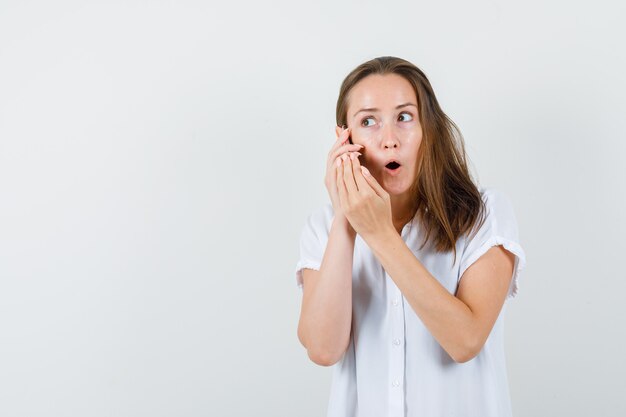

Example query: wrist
[364,225,400,256]
[332,216,356,239]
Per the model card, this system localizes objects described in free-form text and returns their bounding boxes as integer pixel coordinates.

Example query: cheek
[407,135,423,154]
[351,130,375,144]
[408,127,423,142]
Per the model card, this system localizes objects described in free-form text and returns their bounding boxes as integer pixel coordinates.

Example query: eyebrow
[353,102,417,118]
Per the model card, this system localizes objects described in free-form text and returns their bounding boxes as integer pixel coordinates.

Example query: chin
[386,188,410,197]
[380,182,410,196]
[376,169,413,195]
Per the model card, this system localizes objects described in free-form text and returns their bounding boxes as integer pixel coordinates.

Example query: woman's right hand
[325,126,363,232]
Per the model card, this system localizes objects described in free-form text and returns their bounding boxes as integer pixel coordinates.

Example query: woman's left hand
[336,152,394,240]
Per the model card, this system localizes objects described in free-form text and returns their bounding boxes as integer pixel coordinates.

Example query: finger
[342,154,359,195]
[334,127,351,145]
[326,158,335,190]
[349,153,374,196]
[360,165,389,199]
[334,154,345,176]
[332,146,363,162]
[328,128,354,160]
[331,145,363,163]
[334,124,345,140]
[336,155,349,209]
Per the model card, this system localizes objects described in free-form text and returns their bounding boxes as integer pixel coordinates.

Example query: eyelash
[361,112,414,127]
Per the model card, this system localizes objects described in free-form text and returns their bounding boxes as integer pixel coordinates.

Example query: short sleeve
[294,205,331,290]
[458,188,527,299]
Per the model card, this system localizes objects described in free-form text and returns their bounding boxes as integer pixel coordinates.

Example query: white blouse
[294,187,527,417]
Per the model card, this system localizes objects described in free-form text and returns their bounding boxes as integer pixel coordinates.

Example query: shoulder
[468,186,520,242]
[479,186,517,223]
[479,186,512,207]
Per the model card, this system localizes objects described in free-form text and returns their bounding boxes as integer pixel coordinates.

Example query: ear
[335,125,343,138]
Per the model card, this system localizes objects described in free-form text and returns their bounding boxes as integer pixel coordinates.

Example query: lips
[384,158,402,170]
[384,159,402,176]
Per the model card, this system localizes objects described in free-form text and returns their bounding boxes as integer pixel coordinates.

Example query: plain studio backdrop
[1,0,624,416]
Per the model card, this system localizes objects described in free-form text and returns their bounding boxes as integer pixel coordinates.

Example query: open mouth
[384,160,402,176]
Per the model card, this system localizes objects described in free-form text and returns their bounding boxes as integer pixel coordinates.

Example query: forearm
[366,228,476,363]
[300,217,355,364]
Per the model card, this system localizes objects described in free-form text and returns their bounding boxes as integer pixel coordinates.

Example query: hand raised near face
[324,126,364,226]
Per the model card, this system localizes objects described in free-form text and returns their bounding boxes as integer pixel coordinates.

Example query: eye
[361,116,376,127]
[399,111,414,122]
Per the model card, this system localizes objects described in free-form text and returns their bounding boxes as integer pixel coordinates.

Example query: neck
[390,193,417,234]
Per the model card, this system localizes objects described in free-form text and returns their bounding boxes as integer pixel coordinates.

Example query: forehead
[347,73,416,111]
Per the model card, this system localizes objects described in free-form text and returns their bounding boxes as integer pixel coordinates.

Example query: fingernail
[361,166,371,176]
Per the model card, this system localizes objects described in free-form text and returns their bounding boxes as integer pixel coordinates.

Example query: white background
[1,1,624,416]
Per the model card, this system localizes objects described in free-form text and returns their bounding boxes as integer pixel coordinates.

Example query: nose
[379,120,399,149]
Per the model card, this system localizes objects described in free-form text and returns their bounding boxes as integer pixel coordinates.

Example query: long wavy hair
[335,56,486,263]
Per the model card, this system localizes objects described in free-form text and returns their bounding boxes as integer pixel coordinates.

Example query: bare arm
[366,228,515,363]
[297,217,356,366]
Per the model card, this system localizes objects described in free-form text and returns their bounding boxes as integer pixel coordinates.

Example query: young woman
[294,56,527,417]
